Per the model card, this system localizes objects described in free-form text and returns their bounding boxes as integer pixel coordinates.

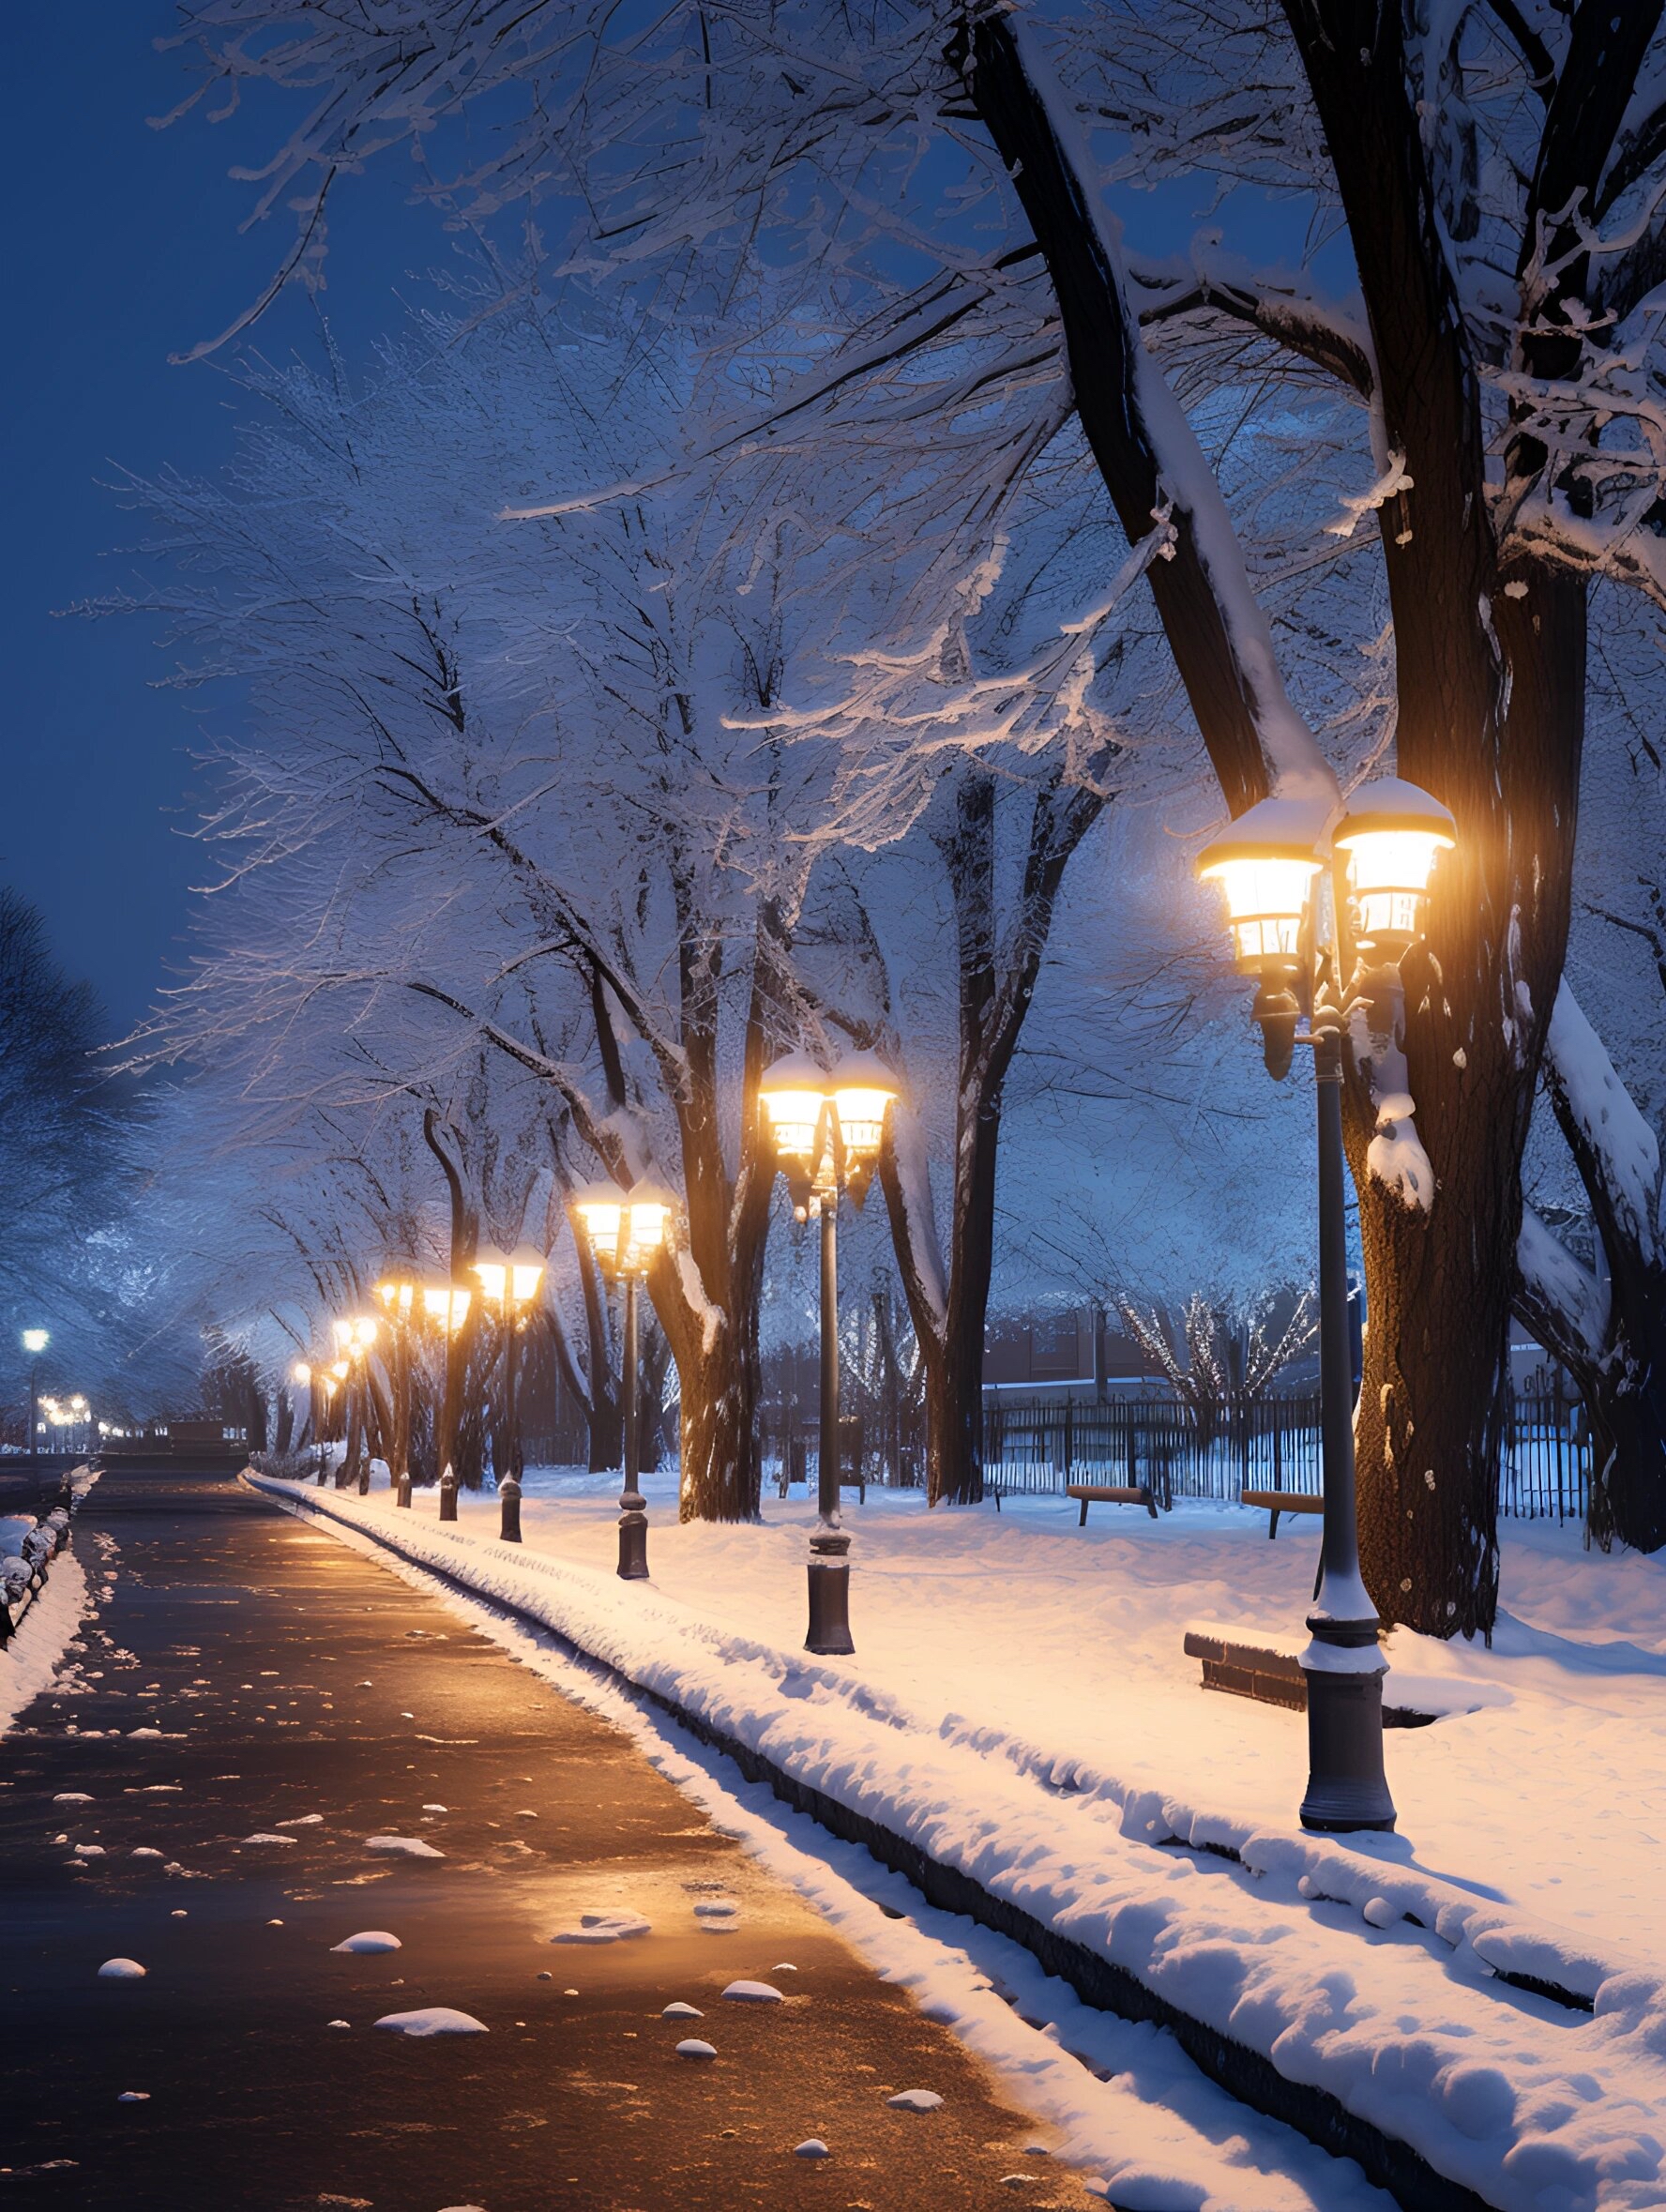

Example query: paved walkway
[0,1467,1060,2211]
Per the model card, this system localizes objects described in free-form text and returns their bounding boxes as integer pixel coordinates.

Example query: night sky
[4,5,433,1040]
[6,7,1332,1046]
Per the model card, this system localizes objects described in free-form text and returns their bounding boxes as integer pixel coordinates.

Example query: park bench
[1066,1480,1159,1523]
[1242,1487,1325,1539]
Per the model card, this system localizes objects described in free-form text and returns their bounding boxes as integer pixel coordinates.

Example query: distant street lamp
[291,1361,322,1481]
[572,1181,674,1579]
[471,1244,547,1542]
[421,1284,472,1520]
[22,1330,47,1462]
[759,1050,899,1657]
[1197,774,1455,1834]
[373,1271,420,1508]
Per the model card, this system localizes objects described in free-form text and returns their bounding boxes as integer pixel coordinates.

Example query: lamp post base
[617,1491,649,1580]
[806,1531,854,1657]
[499,1474,522,1544]
[1299,1645,1397,1833]
[438,1464,458,1523]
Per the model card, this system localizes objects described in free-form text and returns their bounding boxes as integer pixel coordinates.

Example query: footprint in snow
[332,1932,401,1954]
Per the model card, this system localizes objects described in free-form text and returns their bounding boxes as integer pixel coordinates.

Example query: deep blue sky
[3,5,434,1039]
[6,7,1334,1044]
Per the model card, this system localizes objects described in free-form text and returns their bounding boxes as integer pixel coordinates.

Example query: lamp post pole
[1196,777,1456,1836]
[499,1277,522,1543]
[807,1183,853,1654]
[22,1332,47,1463]
[1299,1013,1395,1832]
[617,1268,650,1579]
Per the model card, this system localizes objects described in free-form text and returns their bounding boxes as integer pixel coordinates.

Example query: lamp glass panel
[625,1200,670,1264]
[575,1197,624,1251]
[293,1361,311,1386]
[353,1316,378,1349]
[759,1085,826,1161]
[1200,855,1317,962]
[510,1258,545,1303]
[831,1083,895,1159]
[421,1286,449,1324]
[473,1258,508,1303]
[1341,828,1449,942]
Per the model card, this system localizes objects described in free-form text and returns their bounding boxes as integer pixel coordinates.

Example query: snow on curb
[1,1551,91,1736]
[244,1473,1666,2212]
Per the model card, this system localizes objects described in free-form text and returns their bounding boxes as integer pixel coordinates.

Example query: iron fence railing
[757,1386,1593,1523]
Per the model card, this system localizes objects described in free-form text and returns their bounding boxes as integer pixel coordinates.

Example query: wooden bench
[1242,1488,1325,1538]
[1066,1481,1159,1523]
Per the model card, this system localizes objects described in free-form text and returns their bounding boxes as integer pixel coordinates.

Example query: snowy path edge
[239,1473,1548,2212]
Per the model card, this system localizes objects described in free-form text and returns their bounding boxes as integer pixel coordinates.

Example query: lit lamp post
[758,1050,899,1657]
[22,1329,47,1462]
[373,1271,420,1508]
[422,1283,472,1520]
[471,1244,547,1543]
[1196,775,1455,1834]
[69,1395,89,1457]
[291,1361,320,1479]
[572,1181,674,1579]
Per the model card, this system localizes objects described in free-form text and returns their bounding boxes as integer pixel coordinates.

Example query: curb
[244,1472,1492,2212]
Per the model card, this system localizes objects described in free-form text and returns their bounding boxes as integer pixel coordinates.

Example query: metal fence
[760,1387,1593,1523]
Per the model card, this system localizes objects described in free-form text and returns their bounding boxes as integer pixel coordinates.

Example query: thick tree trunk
[1586,1267,1666,1552]
[919,1322,984,1507]
[674,1324,764,1521]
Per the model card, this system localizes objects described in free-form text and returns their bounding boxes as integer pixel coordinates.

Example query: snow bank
[247,1472,1666,2211]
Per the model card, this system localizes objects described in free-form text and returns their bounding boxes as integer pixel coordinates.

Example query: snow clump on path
[373,2007,488,2037]
[364,1835,444,1858]
[98,1959,145,1979]
[332,1932,401,1954]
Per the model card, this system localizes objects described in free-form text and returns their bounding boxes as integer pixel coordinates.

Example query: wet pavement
[0,1465,1070,2211]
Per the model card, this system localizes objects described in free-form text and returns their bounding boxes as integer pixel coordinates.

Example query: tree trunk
[674,1322,764,1521]
[1585,1265,1666,1552]
[919,1320,984,1507]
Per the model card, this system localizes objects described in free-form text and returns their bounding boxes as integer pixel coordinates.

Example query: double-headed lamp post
[471,1245,547,1543]
[758,1050,899,1658]
[572,1182,675,1579]
[1196,774,1455,1834]
[373,1272,420,1508]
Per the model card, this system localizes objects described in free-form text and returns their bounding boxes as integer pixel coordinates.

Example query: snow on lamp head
[1332,777,1456,957]
[1195,795,1326,974]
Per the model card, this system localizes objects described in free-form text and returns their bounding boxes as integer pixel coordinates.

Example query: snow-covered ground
[252,1466,1666,2211]
[500,1468,1662,1970]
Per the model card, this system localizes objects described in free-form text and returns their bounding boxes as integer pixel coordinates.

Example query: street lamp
[571,1181,674,1579]
[373,1270,420,1508]
[471,1243,546,1542]
[421,1283,472,1519]
[22,1330,47,1462]
[291,1360,322,1482]
[759,1048,899,1656]
[1196,775,1456,1834]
